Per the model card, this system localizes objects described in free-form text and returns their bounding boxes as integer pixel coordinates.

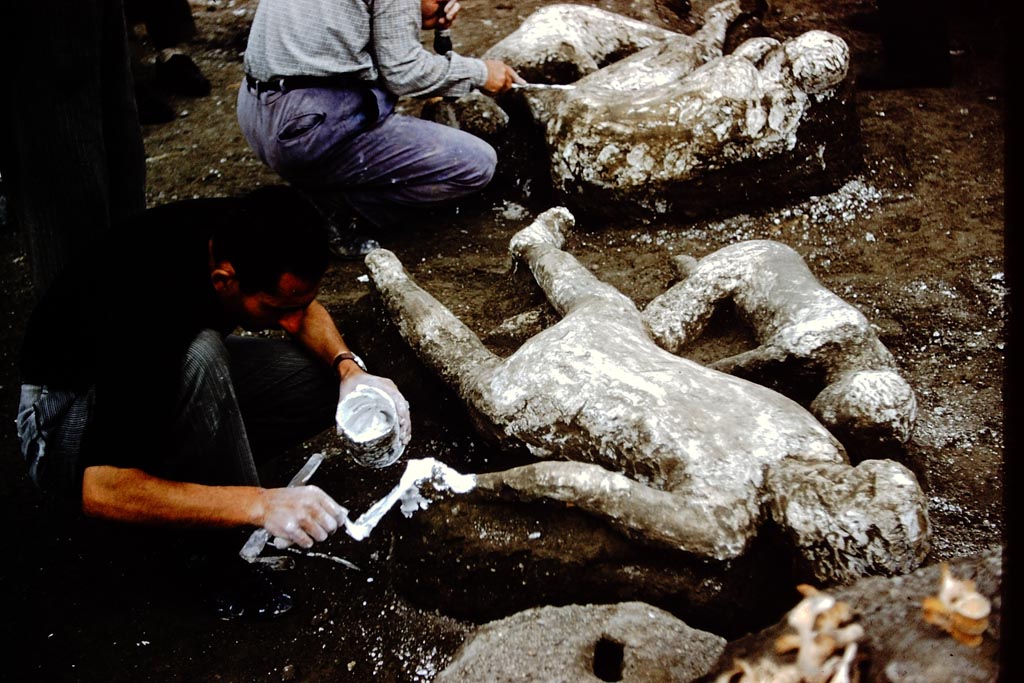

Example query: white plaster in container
[335,383,405,468]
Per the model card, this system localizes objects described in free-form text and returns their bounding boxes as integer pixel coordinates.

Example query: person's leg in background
[1,0,146,294]
[123,0,210,123]
[143,0,211,97]
[236,81,497,258]
[319,112,497,230]
[301,112,497,257]
[869,0,952,88]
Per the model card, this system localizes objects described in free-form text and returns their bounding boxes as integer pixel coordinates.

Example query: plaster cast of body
[642,241,917,450]
[490,1,849,207]
[365,208,929,581]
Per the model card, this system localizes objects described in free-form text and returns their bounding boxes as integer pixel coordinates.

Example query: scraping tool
[511,82,576,91]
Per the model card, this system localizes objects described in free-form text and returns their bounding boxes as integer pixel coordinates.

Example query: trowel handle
[239,528,270,562]
[433,0,452,54]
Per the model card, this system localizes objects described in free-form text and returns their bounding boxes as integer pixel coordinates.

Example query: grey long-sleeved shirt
[243,0,489,98]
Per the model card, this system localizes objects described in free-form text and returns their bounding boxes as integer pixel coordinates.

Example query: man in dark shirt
[16,185,411,617]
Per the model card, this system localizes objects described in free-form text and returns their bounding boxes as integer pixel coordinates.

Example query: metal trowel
[511,82,576,91]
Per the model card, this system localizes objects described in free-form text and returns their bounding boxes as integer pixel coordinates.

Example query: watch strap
[331,351,366,373]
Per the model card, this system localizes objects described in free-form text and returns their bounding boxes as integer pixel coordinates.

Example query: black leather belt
[245,73,364,94]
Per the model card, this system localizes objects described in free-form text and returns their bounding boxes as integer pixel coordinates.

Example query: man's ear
[210,261,237,293]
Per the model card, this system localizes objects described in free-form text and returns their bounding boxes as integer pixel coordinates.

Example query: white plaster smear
[340,458,476,541]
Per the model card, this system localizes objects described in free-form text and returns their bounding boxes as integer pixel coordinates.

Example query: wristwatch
[331,351,367,373]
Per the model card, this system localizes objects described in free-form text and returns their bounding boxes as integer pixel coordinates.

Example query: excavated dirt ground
[0,0,1009,681]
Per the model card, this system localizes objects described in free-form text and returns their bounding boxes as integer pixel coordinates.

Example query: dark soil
[0,1,1008,681]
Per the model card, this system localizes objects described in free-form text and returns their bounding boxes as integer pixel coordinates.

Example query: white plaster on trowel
[340,458,476,541]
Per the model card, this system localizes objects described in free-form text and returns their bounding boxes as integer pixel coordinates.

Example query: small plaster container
[335,384,404,468]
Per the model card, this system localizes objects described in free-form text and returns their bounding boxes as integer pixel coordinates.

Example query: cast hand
[421,0,460,29]
[261,485,346,549]
[482,60,525,95]
[338,372,413,447]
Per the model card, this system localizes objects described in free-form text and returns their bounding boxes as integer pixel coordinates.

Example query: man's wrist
[331,351,366,375]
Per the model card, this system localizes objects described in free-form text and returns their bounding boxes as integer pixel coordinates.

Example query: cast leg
[475,460,749,560]
[642,255,734,354]
[509,207,638,318]
[693,0,747,57]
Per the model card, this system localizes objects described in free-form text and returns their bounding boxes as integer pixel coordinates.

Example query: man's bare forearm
[295,300,364,379]
[82,465,348,548]
[81,465,264,527]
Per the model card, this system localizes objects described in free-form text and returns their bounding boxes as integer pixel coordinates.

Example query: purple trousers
[237,80,497,227]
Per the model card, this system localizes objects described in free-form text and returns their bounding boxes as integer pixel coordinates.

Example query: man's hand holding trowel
[424,0,525,95]
[241,367,412,561]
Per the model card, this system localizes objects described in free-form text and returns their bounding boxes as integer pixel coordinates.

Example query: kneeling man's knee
[461,137,497,190]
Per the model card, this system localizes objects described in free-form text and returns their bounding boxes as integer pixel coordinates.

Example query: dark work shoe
[156,53,211,97]
[195,556,295,620]
[134,82,176,124]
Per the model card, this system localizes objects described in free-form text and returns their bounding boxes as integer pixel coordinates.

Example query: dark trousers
[18,331,338,507]
[168,331,338,487]
[0,0,147,293]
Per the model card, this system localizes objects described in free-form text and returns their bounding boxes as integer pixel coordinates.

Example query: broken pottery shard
[703,550,1001,683]
[921,561,992,646]
[336,383,404,468]
[717,585,863,683]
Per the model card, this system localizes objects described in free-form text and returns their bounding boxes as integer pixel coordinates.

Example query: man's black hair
[211,185,330,294]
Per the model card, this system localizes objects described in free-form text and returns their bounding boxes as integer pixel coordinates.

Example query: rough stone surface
[699,549,1002,683]
[435,601,727,683]
[422,91,510,139]
[641,239,918,457]
[366,207,930,617]
[477,1,862,222]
